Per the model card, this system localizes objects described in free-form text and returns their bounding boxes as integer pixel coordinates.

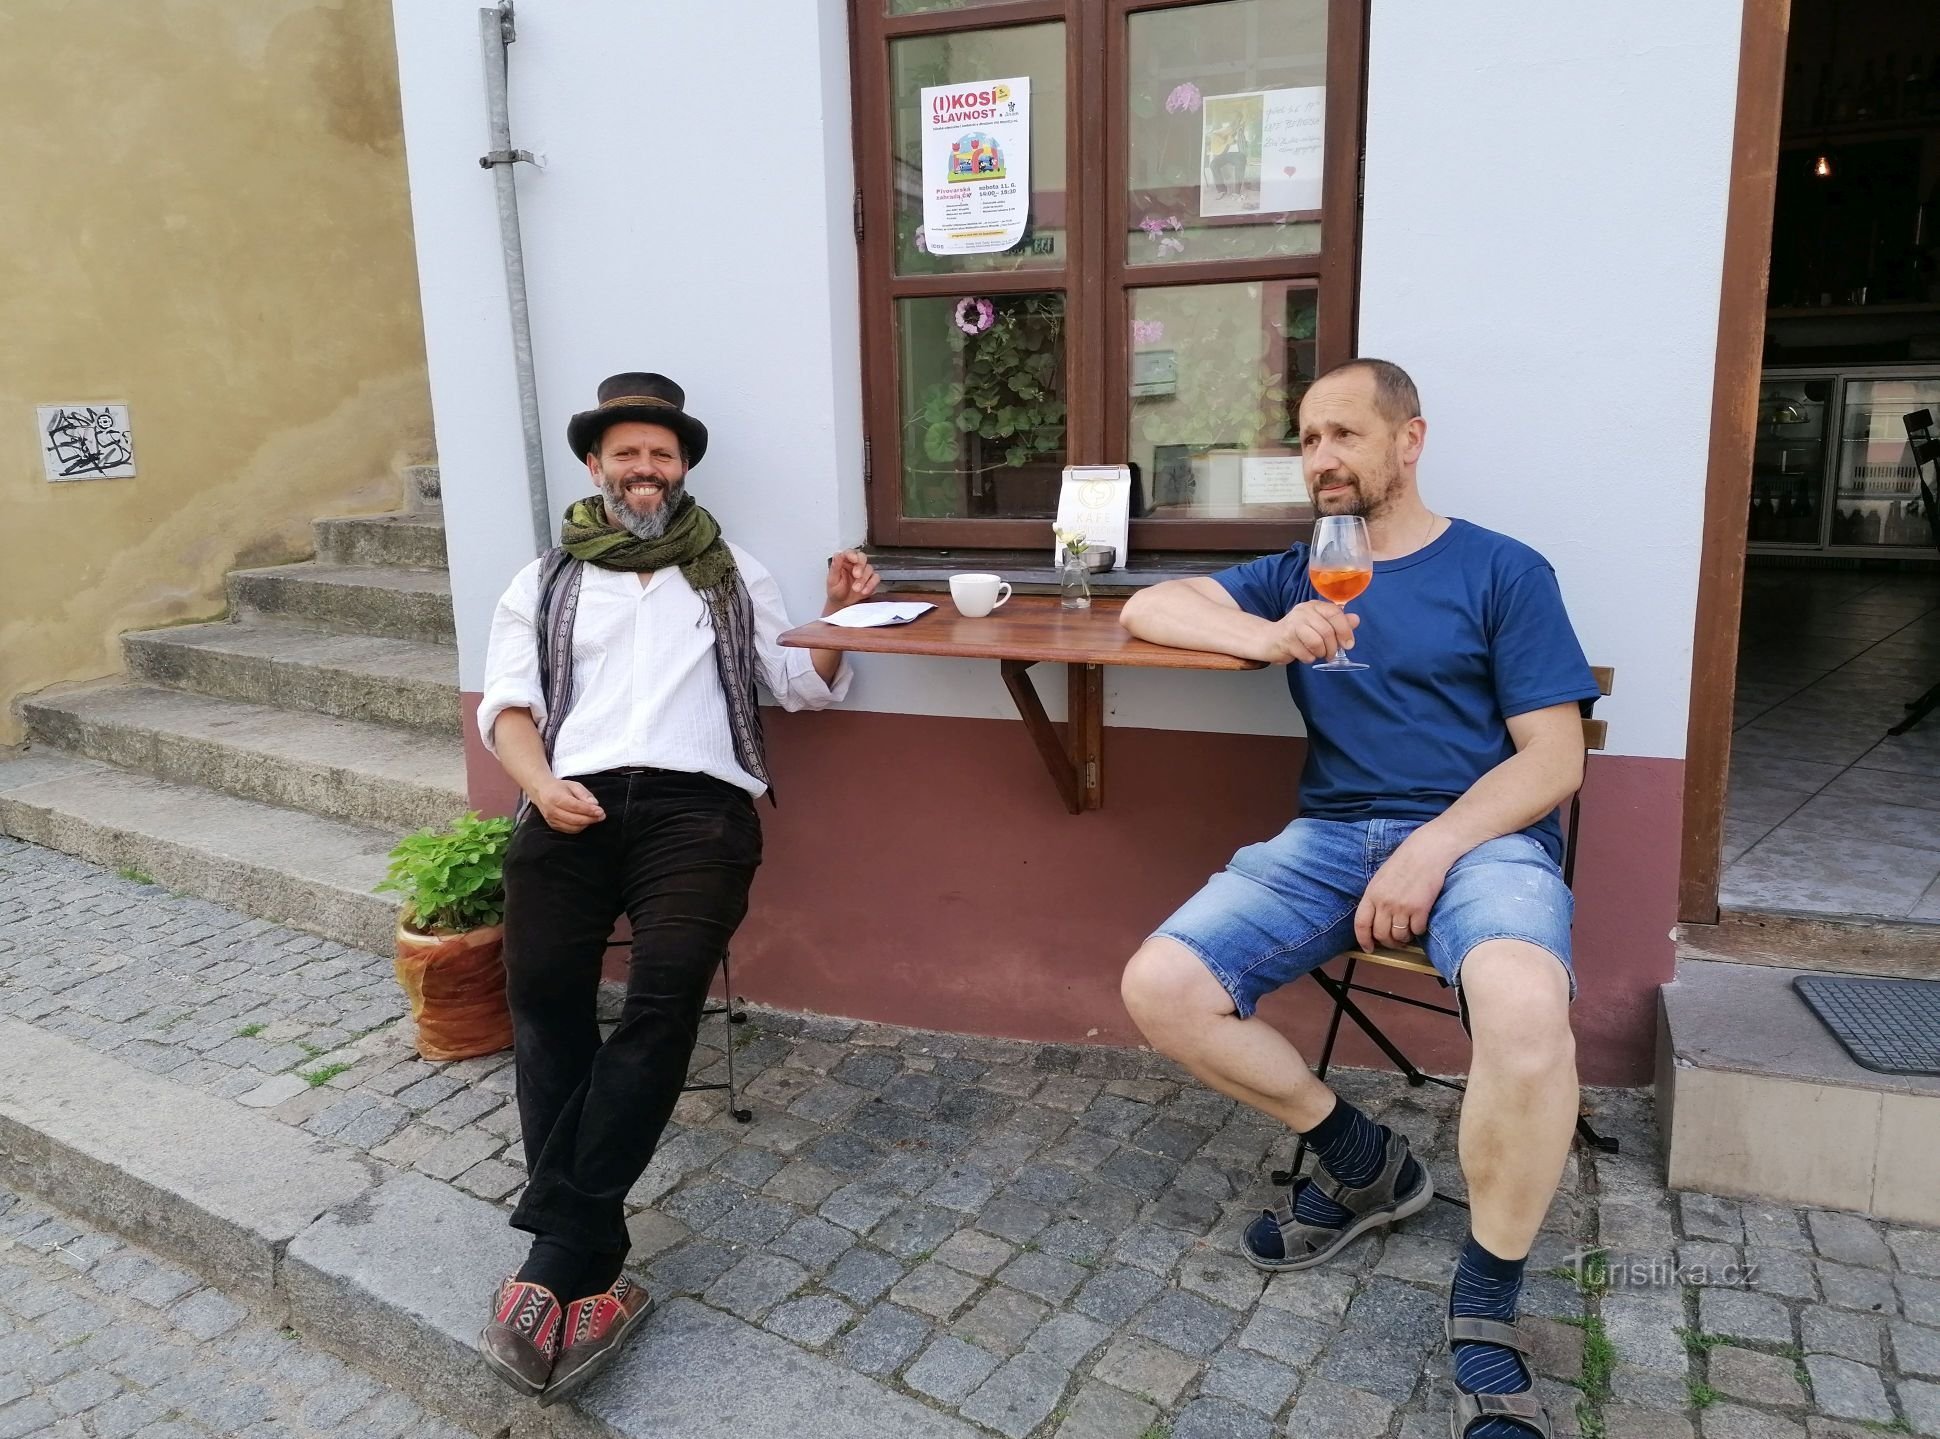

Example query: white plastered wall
[392,0,1744,758]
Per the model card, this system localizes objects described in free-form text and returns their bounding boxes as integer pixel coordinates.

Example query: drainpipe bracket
[479,149,536,169]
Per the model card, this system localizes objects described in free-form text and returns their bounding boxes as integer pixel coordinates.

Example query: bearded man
[476,372,877,1403]
[1119,359,1597,1439]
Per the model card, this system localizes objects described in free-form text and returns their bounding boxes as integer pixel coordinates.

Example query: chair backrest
[1562,666,1614,889]
[1904,409,1940,556]
[1584,666,1613,753]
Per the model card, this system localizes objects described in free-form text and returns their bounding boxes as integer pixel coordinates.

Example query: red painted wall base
[463,696,1681,1086]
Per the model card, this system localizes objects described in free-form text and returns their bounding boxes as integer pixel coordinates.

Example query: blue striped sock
[1449,1234,1537,1439]
[1244,1098,1423,1262]
[1293,1097,1390,1227]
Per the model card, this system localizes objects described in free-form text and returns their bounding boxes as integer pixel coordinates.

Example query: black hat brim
[567,405,709,466]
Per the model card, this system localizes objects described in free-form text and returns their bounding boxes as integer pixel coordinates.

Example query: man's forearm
[490,709,557,797]
[1411,740,1582,864]
[1121,580,1276,660]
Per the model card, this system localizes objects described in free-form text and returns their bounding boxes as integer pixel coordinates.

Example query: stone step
[124,620,458,734]
[228,562,454,644]
[0,752,399,951]
[314,510,448,570]
[20,683,467,834]
[0,1018,979,1439]
[1658,954,1940,1225]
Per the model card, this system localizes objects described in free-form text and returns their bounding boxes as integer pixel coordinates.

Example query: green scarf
[561,492,735,590]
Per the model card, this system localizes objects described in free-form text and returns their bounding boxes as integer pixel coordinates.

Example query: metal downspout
[478,2,551,555]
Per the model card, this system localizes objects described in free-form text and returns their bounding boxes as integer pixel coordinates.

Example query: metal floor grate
[1794,975,1940,1076]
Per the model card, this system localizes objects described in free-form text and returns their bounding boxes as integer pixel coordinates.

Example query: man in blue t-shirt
[1120,359,1597,1439]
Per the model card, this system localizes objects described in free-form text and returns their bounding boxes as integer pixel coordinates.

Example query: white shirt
[478,543,850,796]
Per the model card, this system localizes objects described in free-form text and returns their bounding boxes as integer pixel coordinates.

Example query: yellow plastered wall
[0,0,433,745]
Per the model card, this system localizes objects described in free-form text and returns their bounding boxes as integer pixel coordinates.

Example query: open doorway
[1721,0,1940,926]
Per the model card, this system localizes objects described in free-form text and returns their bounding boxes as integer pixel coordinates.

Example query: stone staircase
[0,466,464,953]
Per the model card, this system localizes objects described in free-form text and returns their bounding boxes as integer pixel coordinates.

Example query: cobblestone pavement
[0,1186,477,1439]
[4,836,1940,1438]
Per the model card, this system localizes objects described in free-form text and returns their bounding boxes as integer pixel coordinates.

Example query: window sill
[864,547,1234,597]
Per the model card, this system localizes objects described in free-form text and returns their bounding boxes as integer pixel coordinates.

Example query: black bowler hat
[565,372,709,466]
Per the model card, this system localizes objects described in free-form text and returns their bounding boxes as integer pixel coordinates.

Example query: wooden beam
[1069,662,1103,810]
[1001,658,1081,814]
[1679,0,1790,926]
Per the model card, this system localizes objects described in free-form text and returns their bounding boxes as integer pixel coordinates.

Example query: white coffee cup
[949,572,1012,618]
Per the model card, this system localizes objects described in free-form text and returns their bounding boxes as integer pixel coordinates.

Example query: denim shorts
[1154,817,1576,1021]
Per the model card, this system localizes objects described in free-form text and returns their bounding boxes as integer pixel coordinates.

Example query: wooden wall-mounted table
[780,594,1265,813]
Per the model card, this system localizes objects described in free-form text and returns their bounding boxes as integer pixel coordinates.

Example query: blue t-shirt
[1215,518,1598,862]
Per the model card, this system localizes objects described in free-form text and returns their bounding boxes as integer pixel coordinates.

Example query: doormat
[1794,975,1940,1076]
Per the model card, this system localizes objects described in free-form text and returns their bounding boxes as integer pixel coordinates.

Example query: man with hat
[476,372,878,1401]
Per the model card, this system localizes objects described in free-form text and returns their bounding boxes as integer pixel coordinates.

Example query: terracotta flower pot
[393,922,513,1062]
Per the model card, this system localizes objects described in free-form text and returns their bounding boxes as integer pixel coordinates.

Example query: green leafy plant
[377,812,514,935]
[1559,1314,1614,1404]
[1676,1326,1731,1354]
[909,293,1068,482]
[1549,1247,1611,1299]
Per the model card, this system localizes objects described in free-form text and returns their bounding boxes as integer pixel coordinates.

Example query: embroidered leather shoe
[539,1274,655,1408]
[479,1277,564,1396]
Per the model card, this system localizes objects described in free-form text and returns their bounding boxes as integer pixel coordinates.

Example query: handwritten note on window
[1259,86,1325,214]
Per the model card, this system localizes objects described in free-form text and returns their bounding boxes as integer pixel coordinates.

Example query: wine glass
[1308,514,1371,672]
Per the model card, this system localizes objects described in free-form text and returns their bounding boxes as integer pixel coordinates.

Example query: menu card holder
[1052,466,1132,570]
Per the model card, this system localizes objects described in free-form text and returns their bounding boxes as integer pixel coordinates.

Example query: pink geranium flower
[954,297,996,335]
[1165,83,1202,114]
[1132,319,1165,346]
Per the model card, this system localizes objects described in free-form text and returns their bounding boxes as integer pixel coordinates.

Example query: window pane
[1829,376,1940,548]
[898,292,1068,518]
[1126,0,1327,267]
[1129,282,1316,522]
[1749,378,1828,545]
[891,24,1066,275]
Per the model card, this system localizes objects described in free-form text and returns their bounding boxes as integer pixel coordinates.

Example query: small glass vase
[1060,550,1092,610]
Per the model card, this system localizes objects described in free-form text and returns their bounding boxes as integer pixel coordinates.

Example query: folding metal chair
[602,939,753,1123]
[1273,668,1621,1205]
[1889,409,1940,738]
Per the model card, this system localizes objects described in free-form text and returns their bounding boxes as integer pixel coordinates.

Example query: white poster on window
[921,77,1031,255]
[1200,84,1325,217]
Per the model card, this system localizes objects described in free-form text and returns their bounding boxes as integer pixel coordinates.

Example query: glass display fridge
[1751,367,1940,555]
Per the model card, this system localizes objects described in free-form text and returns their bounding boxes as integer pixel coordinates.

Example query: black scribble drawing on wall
[44,406,134,477]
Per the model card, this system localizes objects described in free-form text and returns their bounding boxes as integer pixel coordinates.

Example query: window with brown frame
[853,0,1367,553]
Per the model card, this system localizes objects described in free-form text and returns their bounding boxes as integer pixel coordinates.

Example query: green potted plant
[377,812,516,1062]
[908,293,1068,516]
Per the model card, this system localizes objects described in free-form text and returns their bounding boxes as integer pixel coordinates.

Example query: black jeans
[503,768,762,1254]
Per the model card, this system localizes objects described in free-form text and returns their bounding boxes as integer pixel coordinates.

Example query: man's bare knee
[1121,938,1231,1050]
[1462,941,1574,1075]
